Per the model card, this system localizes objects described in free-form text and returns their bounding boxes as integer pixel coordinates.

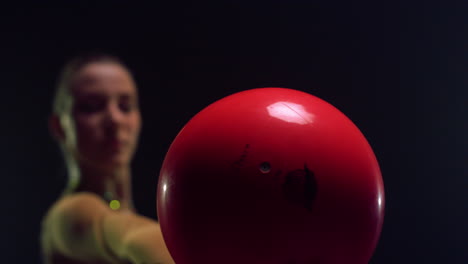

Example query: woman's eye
[118,96,138,113]
[75,100,103,113]
[119,100,138,113]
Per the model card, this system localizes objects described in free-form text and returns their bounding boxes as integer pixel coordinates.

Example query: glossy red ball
[157,88,384,264]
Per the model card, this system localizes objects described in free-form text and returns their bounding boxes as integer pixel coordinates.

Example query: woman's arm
[44,192,174,264]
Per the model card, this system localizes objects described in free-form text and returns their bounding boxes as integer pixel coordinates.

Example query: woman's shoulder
[40,192,112,258]
[58,191,108,206]
[48,191,107,211]
[42,192,111,229]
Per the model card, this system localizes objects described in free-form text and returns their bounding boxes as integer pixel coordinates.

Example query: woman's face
[69,62,141,171]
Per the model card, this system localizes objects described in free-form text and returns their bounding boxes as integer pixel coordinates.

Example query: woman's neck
[69,162,134,211]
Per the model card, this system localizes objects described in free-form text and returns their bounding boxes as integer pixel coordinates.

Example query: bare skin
[41,61,174,264]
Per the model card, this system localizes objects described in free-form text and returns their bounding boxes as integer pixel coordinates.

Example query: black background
[2,1,466,263]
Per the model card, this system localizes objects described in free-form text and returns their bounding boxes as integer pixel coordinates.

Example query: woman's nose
[103,103,124,129]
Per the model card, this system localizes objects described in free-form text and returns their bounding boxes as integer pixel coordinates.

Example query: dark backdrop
[1,1,466,263]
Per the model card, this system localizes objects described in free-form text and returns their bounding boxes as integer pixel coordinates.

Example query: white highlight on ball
[267,101,315,125]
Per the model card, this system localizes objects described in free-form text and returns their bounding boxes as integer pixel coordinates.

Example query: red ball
[157,88,384,264]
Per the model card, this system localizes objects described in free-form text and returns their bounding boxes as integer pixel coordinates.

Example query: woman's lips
[104,139,126,152]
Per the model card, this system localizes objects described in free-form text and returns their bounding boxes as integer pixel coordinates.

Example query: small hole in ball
[259,162,271,173]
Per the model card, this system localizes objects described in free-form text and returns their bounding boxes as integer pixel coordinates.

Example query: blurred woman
[41,54,174,264]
